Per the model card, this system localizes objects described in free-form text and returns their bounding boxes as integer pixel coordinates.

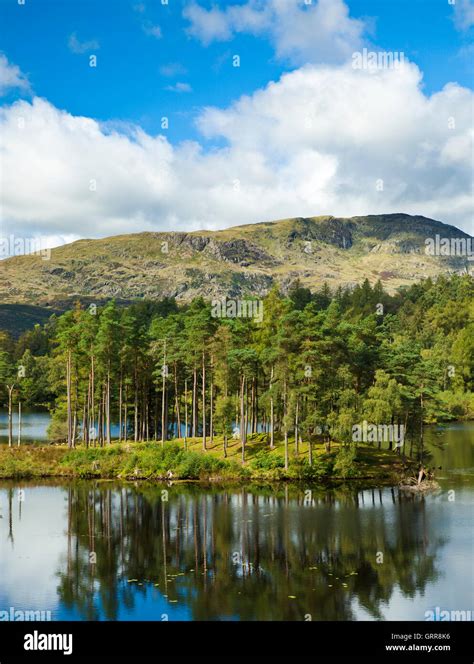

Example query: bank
[0,434,416,483]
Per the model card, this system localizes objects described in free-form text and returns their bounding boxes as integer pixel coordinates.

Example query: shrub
[289,456,333,480]
[250,450,285,470]
[47,415,67,443]
[333,445,359,478]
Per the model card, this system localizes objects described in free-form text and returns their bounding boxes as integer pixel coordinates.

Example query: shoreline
[0,438,417,485]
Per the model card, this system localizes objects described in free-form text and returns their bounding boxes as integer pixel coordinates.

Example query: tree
[0,336,17,447]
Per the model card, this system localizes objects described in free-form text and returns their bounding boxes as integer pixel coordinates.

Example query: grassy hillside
[0,213,471,308]
[0,304,63,338]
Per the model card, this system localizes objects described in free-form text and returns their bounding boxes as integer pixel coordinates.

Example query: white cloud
[453,0,474,31]
[68,32,100,54]
[142,22,162,39]
[183,0,366,65]
[0,55,30,96]
[0,61,472,247]
[184,3,236,44]
[164,81,192,93]
[160,62,188,77]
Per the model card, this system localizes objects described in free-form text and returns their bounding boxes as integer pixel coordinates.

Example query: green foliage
[0,273,471,468]
[291,455,334,480]
[250,450,285,470]
[333,445,360,478]
[47,413,68,443]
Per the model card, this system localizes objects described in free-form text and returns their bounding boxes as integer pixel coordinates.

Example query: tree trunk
[209,357,214,445]
[161,348,168,447]
[295,398,299,454]
[174,363,181,440]
[91,353,95,446]
[7,385,14,448]
[118,371,123,443]
[86,373,91,447]
[72,403,77,449]
[240,374,246,464]
[106,369,111,445]
[251,377,256,434]
[17,401,21,447]
[202,351,206,451]
[82,399,87,445]
[134,367,138,442]
[419,386,424,461]
[269,367,274,448]
[124,385,128,443]
[284,379,288,470]
[146,398,150,441]
[184,378,188,449]
[192,366,197,438]
[97,388,102,446]
[66,349,72,447]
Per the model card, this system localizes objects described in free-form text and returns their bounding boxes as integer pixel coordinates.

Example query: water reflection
[0,481,449,621]
[1,422,472,621]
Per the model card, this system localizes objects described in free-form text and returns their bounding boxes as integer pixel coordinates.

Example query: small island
[1,274,471,486]
[0,436,415,483]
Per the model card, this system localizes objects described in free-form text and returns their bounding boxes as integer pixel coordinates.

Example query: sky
[0,0,473,252]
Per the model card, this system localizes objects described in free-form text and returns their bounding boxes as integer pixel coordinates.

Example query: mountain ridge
[1,213,472,310]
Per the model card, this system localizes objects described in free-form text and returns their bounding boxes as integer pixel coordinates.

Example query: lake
[0,422,472,621]
[0,409,264,445]
[0,409,50,445]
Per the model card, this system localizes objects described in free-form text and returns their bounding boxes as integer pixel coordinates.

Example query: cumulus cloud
[68,32,100,54]
[183,0,366,65]
[0,61,472,247]
[0,54,30,96]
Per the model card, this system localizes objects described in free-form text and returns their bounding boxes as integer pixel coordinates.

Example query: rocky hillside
[0,214,472,310]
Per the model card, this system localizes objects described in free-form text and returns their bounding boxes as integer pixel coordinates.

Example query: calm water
[0,410,50,444]
[0,409,262,445]
[0,423,472,621]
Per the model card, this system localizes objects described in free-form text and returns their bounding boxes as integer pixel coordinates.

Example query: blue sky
[1,0,472,141]
[1,0,283,143]
[0,0,472,245]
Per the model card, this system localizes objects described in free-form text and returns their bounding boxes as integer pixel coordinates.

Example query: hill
[0,214,472,313]
[0,304,62,338]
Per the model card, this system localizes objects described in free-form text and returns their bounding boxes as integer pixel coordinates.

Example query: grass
[0,434,414,483]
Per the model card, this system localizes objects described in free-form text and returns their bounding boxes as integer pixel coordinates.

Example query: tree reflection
[54,482,445,621]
